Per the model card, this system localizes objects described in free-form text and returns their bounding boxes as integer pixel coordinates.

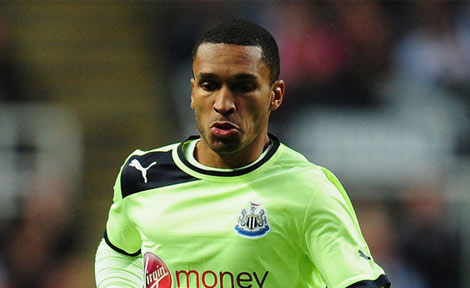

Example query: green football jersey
[104,135,390,288]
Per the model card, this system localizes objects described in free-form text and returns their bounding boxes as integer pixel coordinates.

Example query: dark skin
[191,43,285,169]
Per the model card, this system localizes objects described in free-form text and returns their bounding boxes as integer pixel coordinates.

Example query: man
[95,19,391,288]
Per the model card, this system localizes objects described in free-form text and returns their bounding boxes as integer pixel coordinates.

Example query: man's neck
[194,134,270,169]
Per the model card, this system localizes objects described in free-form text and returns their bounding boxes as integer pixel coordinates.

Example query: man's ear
[270,80,285,111]
[190,78,195,110]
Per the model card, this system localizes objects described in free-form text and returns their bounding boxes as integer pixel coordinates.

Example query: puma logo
[129,159,157,183]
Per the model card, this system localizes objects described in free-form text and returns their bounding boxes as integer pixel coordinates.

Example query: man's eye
[235,82,256,92]
[201,82,217,91]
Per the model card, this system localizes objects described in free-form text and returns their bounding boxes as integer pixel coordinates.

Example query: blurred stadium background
[0,2,469,287]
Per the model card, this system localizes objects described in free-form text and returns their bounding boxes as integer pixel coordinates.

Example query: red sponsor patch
[144,252,173,288]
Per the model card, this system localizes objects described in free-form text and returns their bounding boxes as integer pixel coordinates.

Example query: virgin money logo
[144,252,173,288]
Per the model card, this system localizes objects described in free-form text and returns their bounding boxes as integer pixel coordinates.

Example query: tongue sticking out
[212,123,237,138]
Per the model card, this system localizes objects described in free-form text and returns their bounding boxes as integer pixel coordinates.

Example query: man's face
[191,43,283,156]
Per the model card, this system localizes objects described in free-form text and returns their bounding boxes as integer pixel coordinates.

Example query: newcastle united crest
[235,202,270,238]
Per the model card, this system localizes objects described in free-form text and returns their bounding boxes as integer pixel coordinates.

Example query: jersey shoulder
[279,145,358,226]
[276,143,317,168]
[276,143,330,179]
[119,143,197,199]
[277,143,347,195]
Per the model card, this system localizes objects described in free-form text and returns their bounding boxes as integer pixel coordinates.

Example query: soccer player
[95,19,391,288]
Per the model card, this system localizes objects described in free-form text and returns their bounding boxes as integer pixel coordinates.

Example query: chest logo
[235,202,270,238]
[144,252,173,288]
[129,159,157,183]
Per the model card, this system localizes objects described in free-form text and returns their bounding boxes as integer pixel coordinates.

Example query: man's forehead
[193,43,268,78]
[195,44,264,63]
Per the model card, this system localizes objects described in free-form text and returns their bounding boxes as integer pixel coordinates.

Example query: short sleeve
[104,153,142,256]
[304,168,388,288]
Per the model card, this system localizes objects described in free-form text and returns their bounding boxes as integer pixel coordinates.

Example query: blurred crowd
[0,9,82,288]
[1,2,469,287]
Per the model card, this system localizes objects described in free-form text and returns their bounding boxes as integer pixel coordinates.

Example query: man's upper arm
[305,168,390,288]
[95,152,144,287]
[105,152,142,255]
[105,195,142,256]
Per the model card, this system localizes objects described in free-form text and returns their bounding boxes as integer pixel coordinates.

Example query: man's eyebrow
[196,73,218,79]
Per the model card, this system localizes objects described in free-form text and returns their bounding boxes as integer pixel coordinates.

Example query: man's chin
[208,136,242,155]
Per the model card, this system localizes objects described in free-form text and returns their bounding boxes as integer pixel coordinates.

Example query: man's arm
[306,168,391,288]
[96,151,145,287]
[95,238,143,288]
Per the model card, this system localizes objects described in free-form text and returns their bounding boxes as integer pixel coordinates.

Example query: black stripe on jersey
[346,274,391,288]
[104,230,141,256]
[177,134,281,177]
[121,149,198,198]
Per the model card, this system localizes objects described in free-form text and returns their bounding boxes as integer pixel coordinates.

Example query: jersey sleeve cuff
[104,230,141,257]
[346,274,391,288]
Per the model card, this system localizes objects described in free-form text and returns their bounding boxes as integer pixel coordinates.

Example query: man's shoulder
[276,143,343,188]
[118,141,197,199]
[279,145,352,211]
[130,142,179,157]
[276,143,320,171]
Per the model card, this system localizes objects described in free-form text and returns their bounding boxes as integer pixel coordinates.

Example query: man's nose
[213,85,235,116]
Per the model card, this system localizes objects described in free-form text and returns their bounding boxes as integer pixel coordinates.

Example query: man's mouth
[211,122,239,138]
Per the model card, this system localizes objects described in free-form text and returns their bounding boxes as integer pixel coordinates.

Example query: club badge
[235,202,270,238]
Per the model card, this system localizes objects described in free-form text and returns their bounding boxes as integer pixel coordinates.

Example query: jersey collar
[175,134,280,177]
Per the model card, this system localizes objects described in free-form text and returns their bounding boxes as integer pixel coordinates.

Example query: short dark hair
[191,19,280,84]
